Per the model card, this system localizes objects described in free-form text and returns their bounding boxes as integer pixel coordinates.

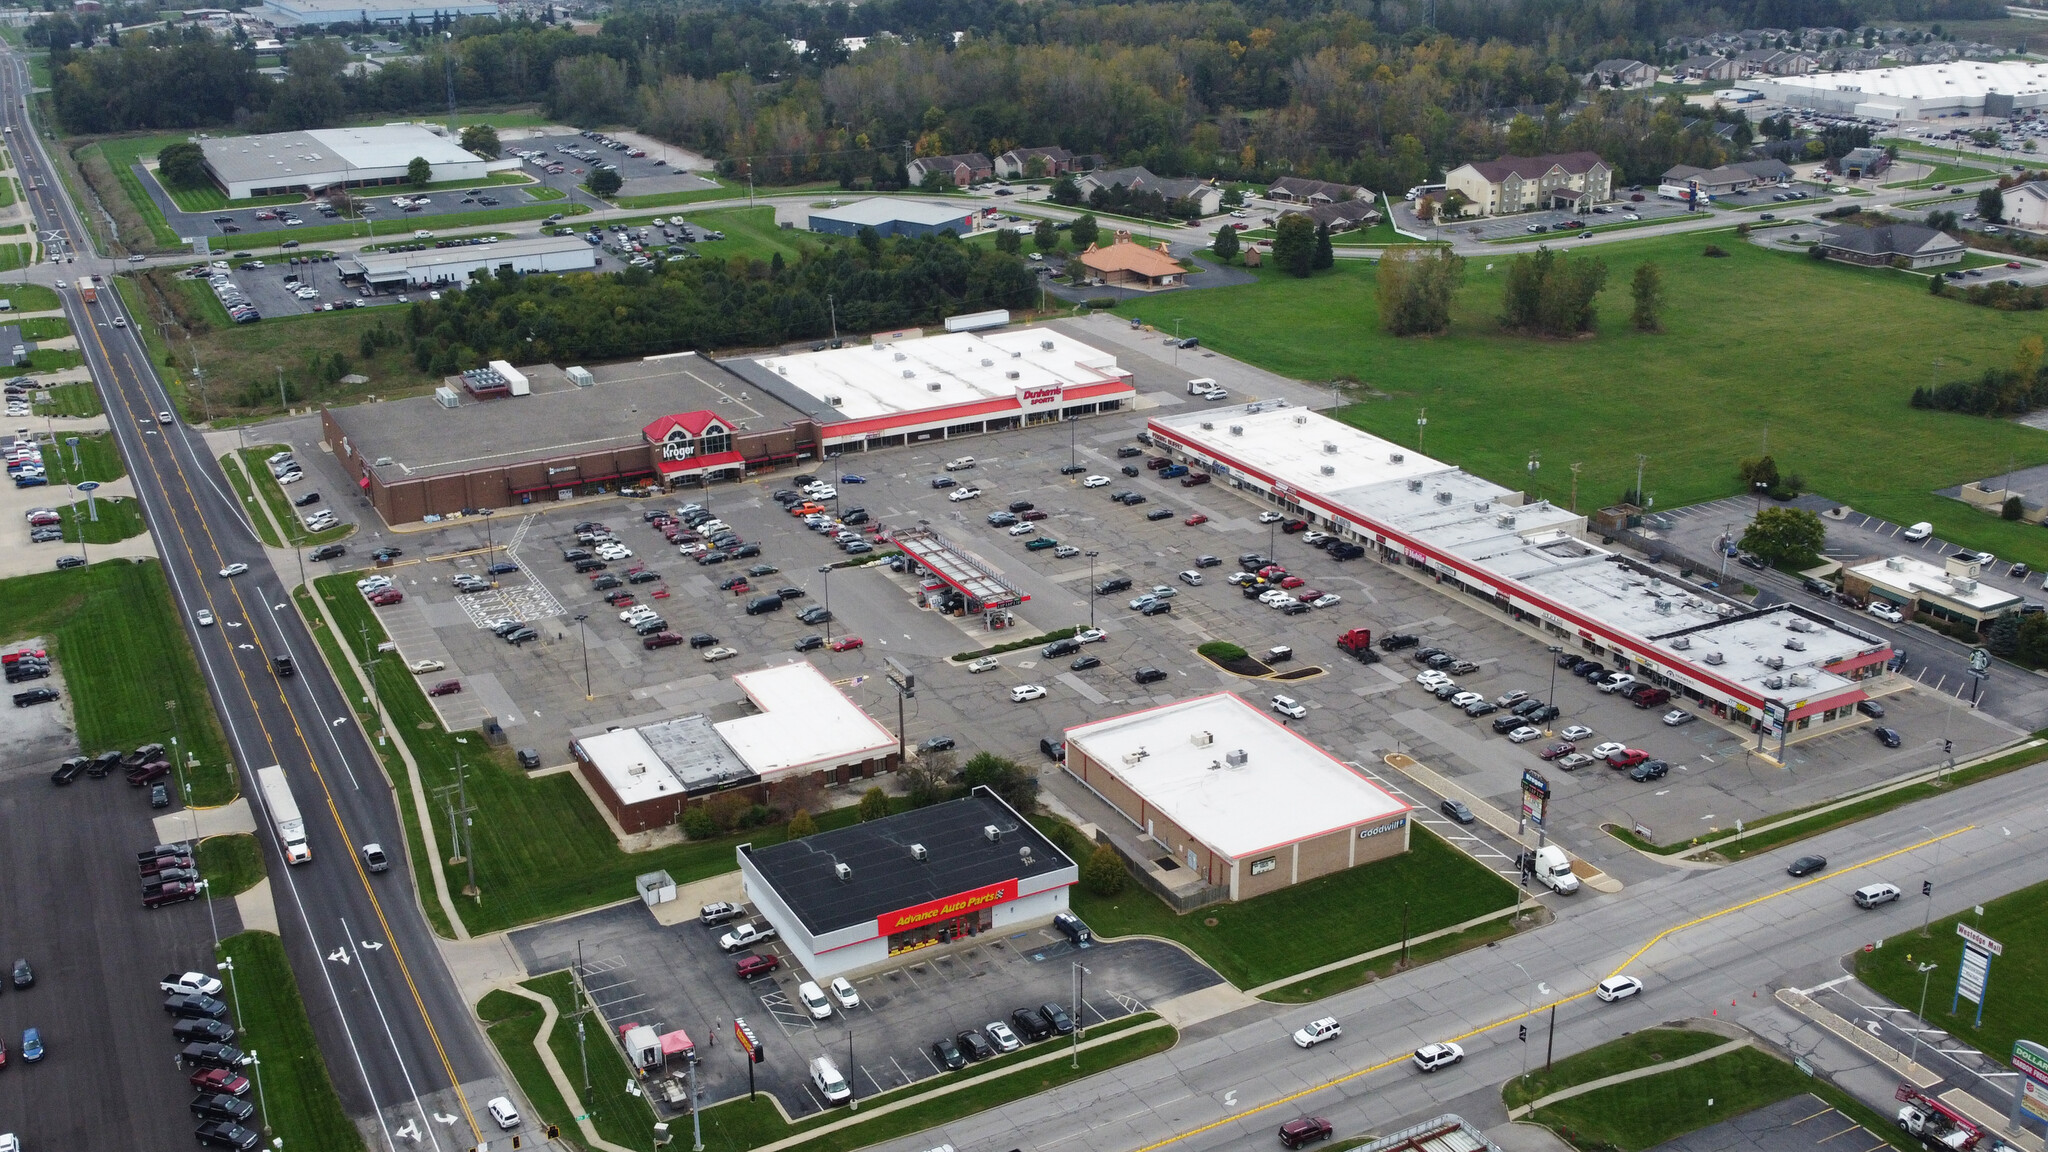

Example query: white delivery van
[1901,522,1933,542]
[810,1055,852,1104]
[1186,377,1217,395]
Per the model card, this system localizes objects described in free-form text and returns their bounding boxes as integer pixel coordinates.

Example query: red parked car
[1281,519,1309,533]
[642,631,684,649]
[427,679,462,697]
[190,1066,251,1096]
[368,589,403,606]
[144,881,201,908]
[1606,748,1649,769]
[734,953,780,979]
[829,636,864,652]
[1278,575,1305,589]
[1184,513,1209,526]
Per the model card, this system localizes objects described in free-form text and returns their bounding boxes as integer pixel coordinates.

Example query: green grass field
[3,283,62,312]
[1504,1028,1729,1109]
[216,931,364,1152]
[31,382,103,418]
[612,177,736,210]
[231,201,589,252]
[196,833,265,897]
[0,561,235,803]
[220,454,283,549]
[527,971,660,1149]
[78,136,183,247]
[18,316,70,340]
[58,494,146,544]
[1530,1046,1812,1151]
[1067,824,1516,990]
[1151,229,2048,568]
[599,205,816,264]
[475,990,583,1147]
[1855,876,2048,1066]
[26,347,79,372]
[41,431,124,485]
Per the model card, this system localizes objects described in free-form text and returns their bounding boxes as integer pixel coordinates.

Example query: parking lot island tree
[587,166,623,198]
[1739,506,1827,569]
[406,156,432,188]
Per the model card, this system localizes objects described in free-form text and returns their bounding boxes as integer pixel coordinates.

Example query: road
[0,44,500,1152]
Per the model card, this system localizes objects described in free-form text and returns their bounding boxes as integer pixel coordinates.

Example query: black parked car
[918,736,956,753]
[930,1037,967,1071]
[1379,634,1420,651]
[1095,577,1133,595]
[957,1029,996,1062]
[794,635,825,652]
[1041,1001,1076,1035]
[50,756,86,785]
[1011,1006,1054,1042]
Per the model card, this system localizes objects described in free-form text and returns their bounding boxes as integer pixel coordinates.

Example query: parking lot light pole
[847,1028,857,1112]
[218,956,269,1135]
[1910,961,1939,1070]
[1071,962,1090,1068]
[1546,646,1561,718]
[1085,552,1100,630]
[575,614,591,700]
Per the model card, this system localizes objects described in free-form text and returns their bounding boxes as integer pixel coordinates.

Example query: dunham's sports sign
[876,878,1018,935]
[1019,384,1064,408]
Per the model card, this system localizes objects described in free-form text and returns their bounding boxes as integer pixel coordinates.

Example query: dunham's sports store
[736,787,1077,980]
[322,325,1136,524]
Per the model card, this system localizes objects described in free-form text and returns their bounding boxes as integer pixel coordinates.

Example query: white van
[1902,521,1933,542]
[810,1055,852,1104]
[1185,377,1217,395]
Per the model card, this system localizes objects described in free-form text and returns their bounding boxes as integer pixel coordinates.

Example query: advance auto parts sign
[877,879,1018,935]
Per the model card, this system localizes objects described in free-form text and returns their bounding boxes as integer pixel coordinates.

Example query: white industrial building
[1145,405,1896,745]
[1739,59,2048,120]
[715,663,899,781]
[258,0,499,28]
[737,788,1076,979]
[344,234,596,289]
[198,124,493,199]
[732,328,1136,452]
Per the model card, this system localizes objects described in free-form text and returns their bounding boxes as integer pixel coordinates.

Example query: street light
[1510,961,1539,1080]
[217,956,270,1134]
[1546,645,1562,722]
[1085,551,1100,630]
[575,613,591,700]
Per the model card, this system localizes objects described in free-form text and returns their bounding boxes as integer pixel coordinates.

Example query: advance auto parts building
[737,787,1076,979]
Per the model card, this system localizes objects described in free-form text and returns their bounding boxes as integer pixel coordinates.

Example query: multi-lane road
[0,43,499,1152]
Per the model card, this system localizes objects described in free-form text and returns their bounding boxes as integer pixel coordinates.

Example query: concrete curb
[1380,752,1623,894]
[1774,988,1938,1089]
[500,983,641,1152]
[1505,1037,1751,1120]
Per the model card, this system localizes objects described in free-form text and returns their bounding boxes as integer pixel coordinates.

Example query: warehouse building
[737,787,1076,978]
[806,197,980,239]
[1740,59,2048,120]
[259,0,499,25]
[1144,406,1895,745]
[198,124,494,199]
[340,234,596,290]
[1063,694,1412,904]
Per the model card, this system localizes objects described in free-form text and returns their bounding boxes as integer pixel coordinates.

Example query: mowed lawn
[1157,231,2048,567]
[1855,877,2048,1066]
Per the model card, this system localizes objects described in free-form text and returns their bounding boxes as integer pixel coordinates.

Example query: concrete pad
[1150,982,1258,1029]
[234,876,279,936]
[649,869,747,927]
[152,796,256,845]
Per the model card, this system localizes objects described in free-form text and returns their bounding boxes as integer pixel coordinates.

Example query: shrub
[681,807,718,840]
[787,808,816,838]
[1198,641,1248,662]
[1085,296,1119,310]
[858,786,890,821]
[2004,495,2025,521]
[1702,245,1729,258]
[1083,844,1128,896]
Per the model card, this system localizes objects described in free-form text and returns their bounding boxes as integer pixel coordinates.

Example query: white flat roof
[1650,607,1883,702]
[1759,59,2048,102]
[749,327,1130,422]
[1064,693,1410,860]
[1851,555,2023,611]
[577,728,688,807]
[361,234,592,277]
[811,197,977,228]
[716,662,897,777]
[202,124,482,185]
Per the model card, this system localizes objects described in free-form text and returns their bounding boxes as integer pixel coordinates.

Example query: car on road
[1854,882,1901,909]
[1292,1017,1342,1048]
[1786,854,1828,877]
[1280,1117,1335,1149]
[1439,799,1475,824]
[217,563,248,578]
[1012,684,1048,702]
[487,1097,521,1130]
[829,636,863,652]
[1412,1042,1463,1071]
[1595,975,1643,1002]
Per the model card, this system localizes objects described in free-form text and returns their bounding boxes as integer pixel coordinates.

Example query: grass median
[0,560,235,803]
[31,381,102,418]
[57,494,146,543]
[233,445,351,547]
[195,832,265,897]
[476,989,584,1149]
[40,430,124,484]
[1504,1028,1728,1110]
[216,930,363,1152]
[220,454,284,548]
[1855,876,2048,1067]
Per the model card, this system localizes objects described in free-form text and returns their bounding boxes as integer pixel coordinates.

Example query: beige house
[2001,181,2048,232]
[1442,151,1613,217]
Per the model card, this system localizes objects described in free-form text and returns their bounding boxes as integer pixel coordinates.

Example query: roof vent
[1190,730,1213,747]
[981,358,993,367]
[983,824,1001,843]
[1006,370,1020,380]
[1200,422,1214,430]
[1229,425,1244,436]
[1886,557,1906,571]
[627,762,647,776]
[1654,598,1672,613]
[778,366,788,375]
[1320,464,1335,476]
[1041,340,1055,351]
[902,369,916,378]
[1323,442,1338,454]
[1390,453,1405,463]
[1474,501,1492,512]
[825,395,843,407]
[1497,513,1517,528]
[1295,414,1308,425]
[893,352,906,361]
[1704,651,1726,665]
[1788,617,1815,632]
[1761,654,1786,669]
[910,843,928,861]
[1789,671,1813,686]
[1671,636,1691,650]
[835,861,853,881]
[1225,748,1249,767]
[1407,478,1424,492]
[1019,845,1034,865]
[1012,350,1022,358]
[1785,637,1806,651]
[1763,674,1785,690]
[373,456,395,467]
[1435,490,1454,504]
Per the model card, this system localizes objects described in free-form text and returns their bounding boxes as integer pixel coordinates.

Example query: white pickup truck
[717,922,780,953]
[162,971,224,997]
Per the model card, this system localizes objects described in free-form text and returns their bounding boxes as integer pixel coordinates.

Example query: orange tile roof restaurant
[1078,234,1187,284]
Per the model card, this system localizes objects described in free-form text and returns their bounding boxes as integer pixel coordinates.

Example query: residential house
[1266,176,1367,204]
[904,152,992,188]
[1815,222,1965,268]
[2001,182,2048,232]
[1838,147,1889,179]
[1280,199,1381,232]
[1077,166,1223,216]
[1734,48,1818,76]
[1442,151,1613,217]
[1586,59,1657,89]
[1077,234,1189,289]
[1676,55,1740,82]
[994,146,1078,180]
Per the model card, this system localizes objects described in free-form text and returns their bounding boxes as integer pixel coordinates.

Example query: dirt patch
[1270,666,1324,680]
[1199,650,1272,676]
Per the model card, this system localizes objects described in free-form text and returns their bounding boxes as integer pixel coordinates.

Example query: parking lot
[155,174,580,246]
[1395,196,1698,242]
[508,898,1217,1115]
[505,132,720,200]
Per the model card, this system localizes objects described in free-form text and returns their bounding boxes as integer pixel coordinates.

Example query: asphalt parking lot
[1399,197,1695,243]
[0,666,244,1149]
[160,175,578,244]
[506,133,719,200]
[508,898,1217,1115]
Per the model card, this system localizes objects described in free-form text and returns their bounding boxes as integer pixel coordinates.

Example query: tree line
[1910,338,2048,416]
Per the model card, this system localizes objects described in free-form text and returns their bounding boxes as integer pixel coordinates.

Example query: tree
[1988,611,2021,657]
[1499,248,1608,337]
[960,751,1037,813]
[1082,845,1127,897]
[857,786,890,821]
[2005,495,2025,521]
[1737,455,1781,495]
[1221,187,1244,208]
[901,752,952,807]
[1049,175,1082,207]
[587,167,623,197]
[1069,213,1098,249]
[1272,212,1316,277]
[458,123,501,159]
[995,226,1020,254]
[1312,221,1334,270]
[786,808,816,838]
[156,141,207,188]
[1376,245,1464,336]
[327,189,357,218]
[1739,506,1827,568]
[1212,224,1239,263]
[405,156,432,187]
[1629,262,1664,332]
[1978,186,2005,225]
[1033,219,1057,252]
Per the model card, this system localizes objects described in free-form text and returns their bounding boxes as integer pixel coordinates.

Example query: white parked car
[1662,709,1695,727]
[1866,601,1904,623]
[1007,523,1036,537]
[1076,629,1106,644]
[1178,570,1204,585]
[1590,741,1627,759]
[1011,684,1047,702]
[1082,475,1111,488]
[1292,1017,1342,1048]
[1271,694,1306,719]
[1449,691,1485,709]
[949,486,982,502]
[1310,594,1342,608]
[828,976,861,1009]
[1258,511,1283,523]
[1416,670,1452,688]
[797,981,833,1020]
[966,656,1000,673]
[702,646,739,662]
[1598,674,1636,694]
[1595,975,1644,1002]
[1560,725,1595,741]
[984,1021,1022,1052]
[409,659,446,674]
[1508,726,1543,743]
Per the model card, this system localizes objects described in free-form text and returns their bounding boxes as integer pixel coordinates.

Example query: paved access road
[0,42,511,1152]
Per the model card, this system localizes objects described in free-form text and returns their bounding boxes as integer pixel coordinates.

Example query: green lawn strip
[18,316,70,340]
[219,453,285,548]
[40,430,124,484]
[289,584,455,939]
[1885,161,1998,189]
[31,381,104,418]
[232,203,589,252]
[1262,915,1520,1003]
[195,832,266,897]
[27,347,80,372]
[1160,231,2048,570]
[1064,822,1515,989]
[527,971,661,1151]
[1503,1028,1728,1109]
[1607,735,2048,858]
[1479,213,1697,241]
[79,138,182,248]
[234,445,349,547]
[1,283,62,312]
[655,206,815,263]
[311,570,893,936]
[476,990,586,1150]
[1854,876,2048,1066]
[216,931,365,1152]
[524,184,567,201]
[1527,1046,1812,1152]
[0,561,235,802]
[58,494,146,543]
[0,174,13,208]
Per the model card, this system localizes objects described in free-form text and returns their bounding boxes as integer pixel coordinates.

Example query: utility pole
[1634,453,1648,507]
[1070,962,1089,1068]
[884,657,914,768]
[276,366,287,415]
[828,295,837,342]
[455,736,476,897]
[1568,462,1582,513]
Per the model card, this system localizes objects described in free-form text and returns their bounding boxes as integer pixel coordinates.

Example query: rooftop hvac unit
[1685,596,1703,609]
[1407,478,1424,492]
[1121,748,1149,765]
[835,862,853,881]
[981,359,993,367]
[910,843,928,861]
[1200,422,1214,430]
[1785,637,1807,651]
[1704,651,1726,665]
[1019,845,1034,865]
[627,763,647,776]
[1760,654,1785,669]
[1390,453,1405,463]
[983,824,1001,843]
[1671,636,1691,650]
[927,382,942,392]
[1886,557,1907,571]
[1321,464,1335,476]
[1497,513,1518,528]
[1229,425,1244,436]
[825,395,843,407]
[1789,671,1813,686]
[1295,415,1308,425]
[1324,442,1339,454]
[1953,577,1978,593]
[373,456,395,467]
[1041,340,1055,351]
[1225,748,1249,767]
[778,367,788,375]
[893,352,906,361]
[1763,675,1785,690]
[1474,501,1492,512]
[1435,491,1454,504]
[1006,370,1020,380]
[1654,598,1672,613]
[1788,617,1815,632]
[566,366,594,388]
[902,369,916,378]
[434,387,460,409]
[1190,730,1213,747]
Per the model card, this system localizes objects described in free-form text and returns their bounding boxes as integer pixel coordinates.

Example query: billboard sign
[1520,769,1550,828]
[876,878,1017,935]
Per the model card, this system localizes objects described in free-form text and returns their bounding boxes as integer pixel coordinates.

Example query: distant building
[1735,48,1818,76]
[1077,234,1190,289]
[1280,199,1380,232]
[1838,147,1890,179]
[2003,181,2048,231]
[1660,159,1794,195]
[904,152,992,188]
[1076,166,1222,216]
[1844,553,2018,633]
[993,146,1079,180]
[198,124,490,199]
[258,0,497,27]
[1586,59,1657,88]
[1265,176,1367,204]
[1815,222,1964,268]
[806,197,978,239]
[1442,151,1612,217]
[1676,55,1741,82]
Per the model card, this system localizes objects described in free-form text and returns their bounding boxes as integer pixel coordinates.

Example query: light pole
[1910,961,1939,1071]
[1085,551,1099,630]
[1917,825,1944,935]
[575,613,591,700]
[1546,645,1562,716]
[218,956,269,1135]
[480,508,495,584]
[847,1027,857,1112]
[1071,961,1090,1068]
[1511,961,1538,1080]
[820,564,833,643]
[1067,414,1079,474]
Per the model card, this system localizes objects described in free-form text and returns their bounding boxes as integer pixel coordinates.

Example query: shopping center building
[737,787,1076,979]
[1144,405,1896,744]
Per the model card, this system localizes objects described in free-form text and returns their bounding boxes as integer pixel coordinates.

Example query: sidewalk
[1506,1037,1751,1119]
